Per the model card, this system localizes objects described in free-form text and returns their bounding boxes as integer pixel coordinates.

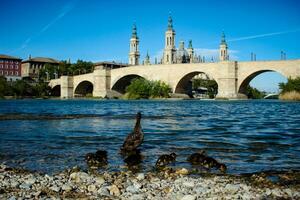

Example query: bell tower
[163,15,176,64]
[187,40,194,63]
[129,24,140,65]
[219,32,229,61]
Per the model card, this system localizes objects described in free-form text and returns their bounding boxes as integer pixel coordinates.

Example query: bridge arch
[174,71,218,97]
[238,69,287,95]
[74,80,93,97]
[111,74,146,94]
[51,85,61,97]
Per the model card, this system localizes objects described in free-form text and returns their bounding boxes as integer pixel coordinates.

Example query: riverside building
[0,54,22,81]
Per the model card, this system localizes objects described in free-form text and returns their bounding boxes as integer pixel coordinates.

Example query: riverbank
[0,164,299,200]
[279,91,300,101]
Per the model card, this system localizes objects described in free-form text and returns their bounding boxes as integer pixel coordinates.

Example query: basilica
[128,15,229,66]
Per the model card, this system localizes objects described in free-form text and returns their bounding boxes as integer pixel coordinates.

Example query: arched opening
[175,72,218,98]
[111,74,144,94]
[74,81,93,97]
[51,85,60,97]
[238,71,287,99]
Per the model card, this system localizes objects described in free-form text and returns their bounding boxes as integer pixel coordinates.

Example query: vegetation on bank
[0,76,51,98]
[39,60,94,81]
[245,86,266,99]
[123,78,172,99]
[192,78,218,98]
[279,77,300,101]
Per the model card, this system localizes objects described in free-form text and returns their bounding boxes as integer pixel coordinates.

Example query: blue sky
[1,0,300,92]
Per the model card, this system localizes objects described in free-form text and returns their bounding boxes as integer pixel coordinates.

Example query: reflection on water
[0,99,299,174]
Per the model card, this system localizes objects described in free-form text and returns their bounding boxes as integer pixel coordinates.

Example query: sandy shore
[0,164,299,200]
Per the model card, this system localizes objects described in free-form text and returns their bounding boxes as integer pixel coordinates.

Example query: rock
[95,177,105,185]
[225,184,240,193]
[265,188,271,195]
[136,173,145,181]
[50,185,60,192]
[126,185,140,194]
[98,187,110,196]
[10,180,19,188]
[19,183,31,190]
[181,195,196,200]
[69,172,90,183]
[285,188,292,197]
[8,196,16,200]
[88,184,97,193]
[176,168,189,175]
[183,181,194,188]
[272,189,281,197]
[62,184,72,192]
[25,177,36,185]
[109,184,120,196]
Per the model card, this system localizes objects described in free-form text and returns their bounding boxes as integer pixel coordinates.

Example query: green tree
[246,86,265,99]
[125,78,171,99]
[192,78,218,98]
[0,76,8,98]
[279,77,300,94]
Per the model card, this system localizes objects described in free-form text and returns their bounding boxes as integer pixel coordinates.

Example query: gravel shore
[0,164,299,200]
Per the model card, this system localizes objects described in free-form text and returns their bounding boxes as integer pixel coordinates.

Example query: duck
[155,153,177,168]
[187,151,227,172]
[121,112,144,152]
[85,150,108,167]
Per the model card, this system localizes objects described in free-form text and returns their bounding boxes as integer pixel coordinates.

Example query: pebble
[136,173,145,181]
[183,181,194,188]
[109,184,120,196]
[19,183,31,190]
[95,176,105,185]
[0,164,299,200]
[181,195,196,200]
[176,168,189,175]
[69,172,90,183]
[61,184,72,192]
[50,185,60,192]
[126,185,140,194]
[225,184,240,193]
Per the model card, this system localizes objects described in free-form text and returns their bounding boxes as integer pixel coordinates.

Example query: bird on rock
[121,112,144,152]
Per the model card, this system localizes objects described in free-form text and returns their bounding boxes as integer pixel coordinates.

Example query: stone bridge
[49,59,300,99]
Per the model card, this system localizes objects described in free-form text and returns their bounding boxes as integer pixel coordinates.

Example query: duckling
[187,151,206,164]
[85,150,108,167]
[124,150,142,166]
[155,153,177,168]
[121,112,144,152]
[187,151,226,172]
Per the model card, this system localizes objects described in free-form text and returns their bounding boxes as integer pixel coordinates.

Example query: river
[0,99,299,174]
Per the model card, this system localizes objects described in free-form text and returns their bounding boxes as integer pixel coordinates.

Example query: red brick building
[0,54,22,81]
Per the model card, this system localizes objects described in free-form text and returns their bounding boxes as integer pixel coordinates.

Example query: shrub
[125,78,171,99]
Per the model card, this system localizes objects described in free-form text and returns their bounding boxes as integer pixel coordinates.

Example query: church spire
[221,31,226,45]
[132,23,138,38]
[168,14,173,30]
[188,40,193,49]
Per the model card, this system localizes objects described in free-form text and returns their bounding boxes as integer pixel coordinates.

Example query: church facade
[128,15,229,66]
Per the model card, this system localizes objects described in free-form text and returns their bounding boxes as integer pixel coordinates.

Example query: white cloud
[228,28,300,42]
[11,0,78,53]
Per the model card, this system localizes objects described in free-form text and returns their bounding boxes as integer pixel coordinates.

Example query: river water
[0,99,299,174]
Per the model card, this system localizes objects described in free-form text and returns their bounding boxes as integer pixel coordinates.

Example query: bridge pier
[93,68,111,98]
[215,61,242,99]
[61,76,74,99]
